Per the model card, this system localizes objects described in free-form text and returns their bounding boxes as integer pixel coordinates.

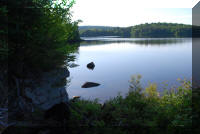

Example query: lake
[67,37,192,102]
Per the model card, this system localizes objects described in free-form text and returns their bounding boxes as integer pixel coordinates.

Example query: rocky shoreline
[0,67,71,134]
[0,62,100,133]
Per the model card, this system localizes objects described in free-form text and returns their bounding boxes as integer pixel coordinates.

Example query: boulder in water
[69,63,80,68]
[87,62,95,70]
[81,82,100,88]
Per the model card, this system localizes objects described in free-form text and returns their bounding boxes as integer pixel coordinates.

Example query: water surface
[67,37,192,102]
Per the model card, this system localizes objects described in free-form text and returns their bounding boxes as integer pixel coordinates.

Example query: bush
[68,76,193,133]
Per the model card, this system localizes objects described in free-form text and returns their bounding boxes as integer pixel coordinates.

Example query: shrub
[68,76,193,133]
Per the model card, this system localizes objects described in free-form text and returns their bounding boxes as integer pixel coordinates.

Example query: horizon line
[78,22,193,27]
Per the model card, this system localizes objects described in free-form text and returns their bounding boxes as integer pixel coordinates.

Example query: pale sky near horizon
[71,0,199,27]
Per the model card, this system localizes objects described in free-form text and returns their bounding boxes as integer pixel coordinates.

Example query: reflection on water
[80,37,190,46]
[67,37,192,102]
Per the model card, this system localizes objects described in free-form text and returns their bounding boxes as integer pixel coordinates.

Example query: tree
[0,0,80,111]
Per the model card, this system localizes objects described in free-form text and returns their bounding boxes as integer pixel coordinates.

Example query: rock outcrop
[25,68,70,110]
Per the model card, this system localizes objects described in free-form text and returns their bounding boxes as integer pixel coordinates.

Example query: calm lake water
[67,37,192,102]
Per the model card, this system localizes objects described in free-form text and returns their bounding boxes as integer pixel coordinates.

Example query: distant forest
[79,23,200,38]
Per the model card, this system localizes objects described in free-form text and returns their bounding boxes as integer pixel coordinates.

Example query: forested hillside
[79,26,115,31]
[79,26,131,37]
[79,23,197,38]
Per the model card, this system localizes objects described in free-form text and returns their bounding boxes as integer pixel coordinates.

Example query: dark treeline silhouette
[79,23,200,38]
[0,0,80,86]
[0,0,80,128]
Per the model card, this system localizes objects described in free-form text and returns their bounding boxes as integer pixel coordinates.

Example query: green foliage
[131,23,192,38]
[78,23,198,38]
[0,0,80,78]
[69,76,193,133]
[69,99,102,126]
[79,26,131,37]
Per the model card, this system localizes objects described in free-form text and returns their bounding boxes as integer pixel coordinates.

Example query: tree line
[79,23,200,38]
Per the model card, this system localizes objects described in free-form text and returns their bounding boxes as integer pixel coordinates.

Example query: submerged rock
[81,82,100,88]
[87,62,95,70]
[69,63,80,68]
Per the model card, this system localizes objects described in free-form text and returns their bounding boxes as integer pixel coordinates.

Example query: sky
[71,0,199,27]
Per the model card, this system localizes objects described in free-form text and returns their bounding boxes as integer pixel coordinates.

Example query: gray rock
[25,68,70,110]
[81,82,100,88]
